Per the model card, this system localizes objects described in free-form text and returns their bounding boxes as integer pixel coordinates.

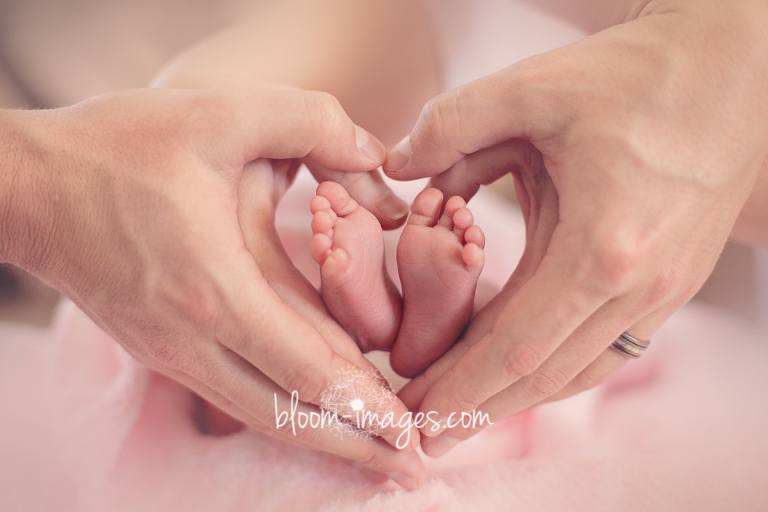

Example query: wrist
[0,109,61,274]
[0,110,30,266]
[629,0,768,123]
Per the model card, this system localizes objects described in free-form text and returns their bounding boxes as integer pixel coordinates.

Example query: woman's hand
[385,0,768,456]
[0,86,424,488]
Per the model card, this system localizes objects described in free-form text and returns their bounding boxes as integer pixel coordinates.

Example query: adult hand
[385,0,768,456]
[0,86,423,487]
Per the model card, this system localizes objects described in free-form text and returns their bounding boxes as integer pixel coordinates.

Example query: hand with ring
[385,0,768,456]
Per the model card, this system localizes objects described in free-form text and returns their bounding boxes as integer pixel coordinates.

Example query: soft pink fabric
[2,174,768,511]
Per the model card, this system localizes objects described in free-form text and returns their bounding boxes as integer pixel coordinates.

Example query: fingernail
[376,195,409,222]
[356,126,386,164]
[422,436,460,458]
[386,472,419,491]
[384,135,411,175]
[382,434,411,451]
[410,428,421,452]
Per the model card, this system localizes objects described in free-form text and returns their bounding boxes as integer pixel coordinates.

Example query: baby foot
[310,181,402,352]
[390,189,485,378]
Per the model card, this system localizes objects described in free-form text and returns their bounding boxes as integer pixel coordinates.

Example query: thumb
[305,162,410,230]
[212,87,387,172]
[382,64,549,181]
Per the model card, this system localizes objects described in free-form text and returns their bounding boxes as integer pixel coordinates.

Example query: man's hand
[385,0,768,457]
[0,86,424,487]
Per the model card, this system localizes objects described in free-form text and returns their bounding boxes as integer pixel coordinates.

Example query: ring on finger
[610,332,650,358]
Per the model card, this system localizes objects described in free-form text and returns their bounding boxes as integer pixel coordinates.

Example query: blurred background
[0,0,760,330]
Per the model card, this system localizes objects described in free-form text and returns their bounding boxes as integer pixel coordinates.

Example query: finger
[238,163,384,372]
[305,162,410,230]
[239,161,369,366]
[184,370,419,486]
[171,351,425,489]
[169,366,307,447]
[382,65,556,179]
[542,301,678,403]
[416,245,609,433]
[205,88,387,171]
[432,304,635,445]
[427,139,542,203]
[538,347,629,404]
[425,300,669,454]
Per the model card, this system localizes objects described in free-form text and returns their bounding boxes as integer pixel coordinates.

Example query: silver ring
[611,332,650,358]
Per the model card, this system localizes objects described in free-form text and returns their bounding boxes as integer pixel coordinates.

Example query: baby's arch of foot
[390,188,485,378]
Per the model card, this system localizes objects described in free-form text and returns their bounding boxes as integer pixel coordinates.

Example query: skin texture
[0,87,424,489]
[384,0,768,457]
[2,0,443,489]
[308,182,485,375]
[391,191,485,378]
[152,0,441,231]
[309,181,404,353]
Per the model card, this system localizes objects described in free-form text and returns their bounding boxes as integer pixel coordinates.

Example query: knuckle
[642,266,680,309]
[418,90,462,150]
[151,345,202,378]
[573,365,612,391]
[588,235,641,294]
[439,368,483,413]
[303,90,345,137]
[281,365,326,405]
[183,90,230,138]
[448,386,482,414]
[353,447,382,469]
[501,342,544,379]
[528,368,570,398]
[157,277,225,338]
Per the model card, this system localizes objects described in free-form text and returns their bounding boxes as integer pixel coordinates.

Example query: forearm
[152,0,440,148]
[640,0,768,245]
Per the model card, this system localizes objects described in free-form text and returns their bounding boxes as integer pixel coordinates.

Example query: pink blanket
[2,175,767,511]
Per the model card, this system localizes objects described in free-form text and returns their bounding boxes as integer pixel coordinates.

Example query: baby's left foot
[390,189,485,377]
[309,182,402,352]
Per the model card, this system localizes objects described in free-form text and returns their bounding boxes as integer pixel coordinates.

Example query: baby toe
[451,207,474,238]
[437,196,467,230]
[443,196,466,217]
[310,233,333,264]
[464,224,485,250]
[461,242,485,275]
[310,194,332,215]
[320,247,351,282]
[311,210,336,236]
[407,188,443,227]
[317,181,358,217]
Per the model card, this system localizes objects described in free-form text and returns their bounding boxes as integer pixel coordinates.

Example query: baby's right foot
[390,189,485,378]
[310,182,402,352]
